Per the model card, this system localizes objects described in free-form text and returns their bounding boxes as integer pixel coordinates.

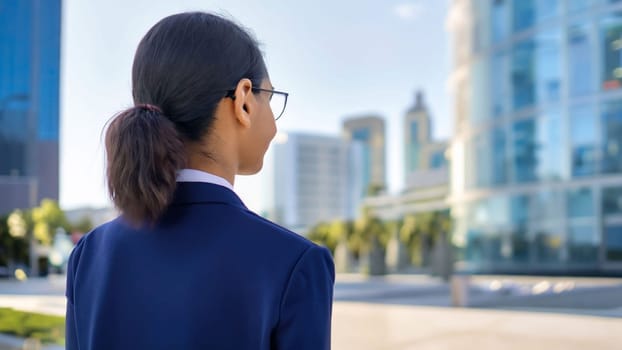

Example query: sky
[60,0,453,212]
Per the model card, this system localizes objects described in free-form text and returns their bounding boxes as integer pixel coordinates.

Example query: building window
[533,223,565,263]
[511,111,563,183]
[601,12,622,90]
[491,50,509,117]
[410,121,419,142]
[568,22,596,96]
[470,58,490,123]
[568,187,595,219]
[564,188,599,262]
[568,223,599,263]
[512,39,535,109]
[536,30,562,103]
[472,127,507,188]
[429,150,446,169]
[491,0,510,43]
[512,0,536,32]
[512,0,560,33]
[602,186,622,215]
[570,103,599,177]
[604,225,622,261]
[567,0,597,13]
[407,121,420,172]
[352,128,370,142]
[0,108,29,176]
[511,30,562,111]
[601,100,622,174]
[512,118,538,183]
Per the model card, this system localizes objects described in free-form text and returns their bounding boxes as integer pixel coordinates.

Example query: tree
[0,215,10,267]
[31,199,70,246]
[367,183,385,196]
[354,207,391,275]
[71,216,94,234]
[7,210,28,239]
[3,211,31,266]
[399,210,452,267]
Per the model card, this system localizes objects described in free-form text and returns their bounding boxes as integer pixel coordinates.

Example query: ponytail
[105,105,185,225]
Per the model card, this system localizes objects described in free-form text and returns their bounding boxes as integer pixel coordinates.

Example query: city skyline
[59,0,452,212]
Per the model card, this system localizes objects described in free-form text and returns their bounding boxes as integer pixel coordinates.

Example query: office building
[0,0,62,214]
[342,115,386,196]
[447,0,622,274]
[367,91,449,221]
[270,132,364,233]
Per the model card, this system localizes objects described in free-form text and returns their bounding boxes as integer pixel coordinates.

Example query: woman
[65,12,335,349]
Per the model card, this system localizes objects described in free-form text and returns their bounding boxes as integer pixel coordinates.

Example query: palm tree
[354,207,390,275]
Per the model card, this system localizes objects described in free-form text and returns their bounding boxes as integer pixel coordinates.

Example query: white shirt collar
[176,169,234,191]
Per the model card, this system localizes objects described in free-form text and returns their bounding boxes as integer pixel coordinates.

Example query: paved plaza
[1,274,621,349]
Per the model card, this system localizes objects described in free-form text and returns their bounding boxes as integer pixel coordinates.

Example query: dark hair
[105,12,267,225]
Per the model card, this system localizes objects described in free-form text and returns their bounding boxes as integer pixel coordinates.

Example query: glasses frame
[225,87,289,120]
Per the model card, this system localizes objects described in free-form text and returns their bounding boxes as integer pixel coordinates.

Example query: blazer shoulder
[239,209,320,250]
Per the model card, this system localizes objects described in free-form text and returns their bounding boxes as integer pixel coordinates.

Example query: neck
[185,151,236,186]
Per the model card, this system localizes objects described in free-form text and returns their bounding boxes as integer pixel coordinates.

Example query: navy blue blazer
[65,182,335,349]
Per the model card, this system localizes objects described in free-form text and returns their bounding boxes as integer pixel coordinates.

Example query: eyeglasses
[225,87,289,120]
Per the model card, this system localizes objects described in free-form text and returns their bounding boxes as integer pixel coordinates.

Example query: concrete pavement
[1,274,622,349]
[1,295,620,350]
[332,302,622,350]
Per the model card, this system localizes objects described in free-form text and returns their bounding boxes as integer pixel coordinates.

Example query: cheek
[262,110,277,144]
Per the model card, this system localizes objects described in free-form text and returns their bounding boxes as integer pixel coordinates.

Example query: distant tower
[404,91,432,180]
[342,115,386,195]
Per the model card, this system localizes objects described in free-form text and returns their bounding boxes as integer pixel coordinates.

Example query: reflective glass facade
[0,0,61,213]
[450,0,622,274]
[352,128,372,196]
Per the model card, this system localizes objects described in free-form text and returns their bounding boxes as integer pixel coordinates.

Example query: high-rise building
[270,132,364,233]
[404,91,431,175]
[403,91,448,189]
[448,0,622,274]
[0,0,61,214]
[366,91,449,221]
[342,115,386,196]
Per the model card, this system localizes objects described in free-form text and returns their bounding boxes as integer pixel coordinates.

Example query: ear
[232,78,255,129]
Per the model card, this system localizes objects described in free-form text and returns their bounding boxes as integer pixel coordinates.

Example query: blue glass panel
[352,128,370,142]
[567,0,598,12]
[605,225,622,261]
[602,186,622,215]
[601,100,622,174]
[569,223,599,263]
[491,0,510,43]
[36,0,61,141]
[570,104,599,177]
[512,39,535,109]
[512,0,560,33]
[601,12,622,91]
[568,22,596,96]
[567,187,595,219]
[429,150,446,169]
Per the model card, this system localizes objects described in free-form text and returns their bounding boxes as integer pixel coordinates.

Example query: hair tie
[135,103,163,114]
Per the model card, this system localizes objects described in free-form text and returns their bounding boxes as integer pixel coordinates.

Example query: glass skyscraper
[342,116,386,196]
[448,0,622,274]
[0,0,61,214]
